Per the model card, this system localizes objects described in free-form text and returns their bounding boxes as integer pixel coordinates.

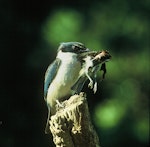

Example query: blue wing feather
[44,58,61,100]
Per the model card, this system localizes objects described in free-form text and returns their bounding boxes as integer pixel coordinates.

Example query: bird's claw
[88,80,94,89]
[56,100,64,108]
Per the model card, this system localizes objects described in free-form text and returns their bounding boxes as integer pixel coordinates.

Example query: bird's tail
[45,106,51,134]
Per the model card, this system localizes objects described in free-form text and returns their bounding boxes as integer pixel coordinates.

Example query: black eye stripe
[58,42,88,53]
[73,45,86,50]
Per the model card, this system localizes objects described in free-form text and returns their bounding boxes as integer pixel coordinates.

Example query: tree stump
[49,93,100,147]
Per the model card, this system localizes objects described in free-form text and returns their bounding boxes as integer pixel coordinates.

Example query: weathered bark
[49,93,100,147]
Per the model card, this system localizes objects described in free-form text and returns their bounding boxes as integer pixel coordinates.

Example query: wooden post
[49,93,100,147]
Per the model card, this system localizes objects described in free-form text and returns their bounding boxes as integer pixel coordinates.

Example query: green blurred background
[0,0,149,147]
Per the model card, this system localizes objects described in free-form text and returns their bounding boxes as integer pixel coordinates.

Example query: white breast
[47,51,81,107]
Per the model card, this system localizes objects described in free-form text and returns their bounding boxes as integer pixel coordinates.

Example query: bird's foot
[56,100,64,108]
[88,80,94,89]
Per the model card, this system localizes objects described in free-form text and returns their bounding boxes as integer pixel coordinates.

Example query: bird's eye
[72,45,80,51]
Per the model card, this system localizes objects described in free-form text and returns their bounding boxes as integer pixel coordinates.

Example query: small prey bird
[44,42,90,133]
[71,50,111,94]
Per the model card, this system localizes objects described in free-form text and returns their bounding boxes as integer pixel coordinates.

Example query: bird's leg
[93,82,97,93]
[93,72,97,93]
[84,67,94,89]
[92,65,100,93]
[82,56,94,89]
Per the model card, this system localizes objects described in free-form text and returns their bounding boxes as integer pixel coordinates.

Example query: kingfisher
[44,42,90,133]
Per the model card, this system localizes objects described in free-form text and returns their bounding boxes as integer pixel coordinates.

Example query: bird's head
[57,42,89,54]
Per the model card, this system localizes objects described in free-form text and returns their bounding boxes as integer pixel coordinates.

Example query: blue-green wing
[44,58,61,100]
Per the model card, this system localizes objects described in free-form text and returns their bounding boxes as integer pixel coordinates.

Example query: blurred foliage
[0,0,149,147]
[43,10,82,45]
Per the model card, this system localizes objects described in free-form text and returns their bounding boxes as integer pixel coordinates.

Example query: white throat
[57,50,77,62]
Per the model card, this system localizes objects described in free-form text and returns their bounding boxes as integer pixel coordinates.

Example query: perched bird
[44,42,90,133]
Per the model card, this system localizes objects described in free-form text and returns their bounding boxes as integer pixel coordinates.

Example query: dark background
[0,0,149,147]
